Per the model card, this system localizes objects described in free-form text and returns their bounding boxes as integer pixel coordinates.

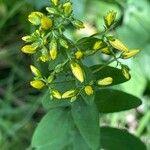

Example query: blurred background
[0,0,150,149]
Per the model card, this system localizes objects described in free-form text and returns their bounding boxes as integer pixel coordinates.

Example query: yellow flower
[109,38,129,52]
[62,90,76,99]
[52,90,61,99]
[49,39,58,60]
[97,77,113,86]
[51,0,59,6]
[30,80,45,89]
[121,49,140,59]
[104,11,116,27]
[70,62,84,83]
[84,85,94,96]
[93,40,103,50]
[63,2,72,16]
[30,65,41,77]
[75,50,83,59]
[21,45,37,54]
[41,16,53,30]
[28,12,44,25]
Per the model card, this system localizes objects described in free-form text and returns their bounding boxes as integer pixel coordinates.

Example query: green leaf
[71,98,100,150]
[95,89,142,113]
[100,127,147,150]
[91,65,130,86]
[32,107,71,148]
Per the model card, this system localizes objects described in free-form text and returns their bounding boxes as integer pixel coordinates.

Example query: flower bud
[47,74,54,83]
[46,7,58,14]
[75,50,84,59]
[72,20,85,29]
[59,38,69,49]
[100,47,111,55]
[21,45,37,54]
[30,80,45,89]
[97,77,113,86]
[52,90,61,99]
[30,65,41,77]
[28,12,44,25]
[93,40,103,50]
[51,0,59,6]
[39,54,50,62]
[49,39,58,60]
[121,49,140,59]
[84,85,94,96]
[109,38,129,52]
[62,90,76,99]
[63,2,72,16]
[70,62,84,83]
[121,65,130,80]
[104,11,116,28]
[41,16,53,30]
[22,36,33,42]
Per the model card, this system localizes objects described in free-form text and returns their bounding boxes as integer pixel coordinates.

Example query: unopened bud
[30,80,45,89]
[97,77,113,86]
[93,40,103,50]
[70,62,84,83]
[109,38,129,52]
[49,39,58,60]
[59,38,69,49]
[21,45,37,54]
[41,16,53,30]
[51,0,59,6]
[121,49,140,59]
[75,50,84,59]
[30,65,41,77]
[72,20,85,29]
[62,90,76,99]
[104,11,116,28]
[63,2,72,16]
[52,90,61,99]
[22,36,33,42]
[100,47,111,55]
[121,65,130,80]
[84,85,94,96]
[28,12,44,25]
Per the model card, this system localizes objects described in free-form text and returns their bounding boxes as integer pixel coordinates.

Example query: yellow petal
[41,16,53,30]
[21,45,37,54]
[30,65,41,77]
[93,40,103,50]
[62,90,76,99]
[121,49,140,59]
[75,50,83,59]
[52,90,61,99]
[28,12,43,25]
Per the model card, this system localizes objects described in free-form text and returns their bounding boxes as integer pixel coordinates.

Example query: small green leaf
[91,65,130,86]
[71,98,100,150]
[95,89,142,113]
[100,127,147,150]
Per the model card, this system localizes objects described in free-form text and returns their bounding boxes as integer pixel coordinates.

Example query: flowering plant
[21,0,146,149]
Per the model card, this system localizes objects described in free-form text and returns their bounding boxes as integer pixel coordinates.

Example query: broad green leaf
[91,65,130,86]
[71,98,100,150]
[100,126,147,150]
[95,89,142,113]
[32,108,71,148]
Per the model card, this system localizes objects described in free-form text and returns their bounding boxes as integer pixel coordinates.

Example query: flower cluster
[21,0,139,102]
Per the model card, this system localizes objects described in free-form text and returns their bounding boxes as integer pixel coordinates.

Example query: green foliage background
[0,0,150,149]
